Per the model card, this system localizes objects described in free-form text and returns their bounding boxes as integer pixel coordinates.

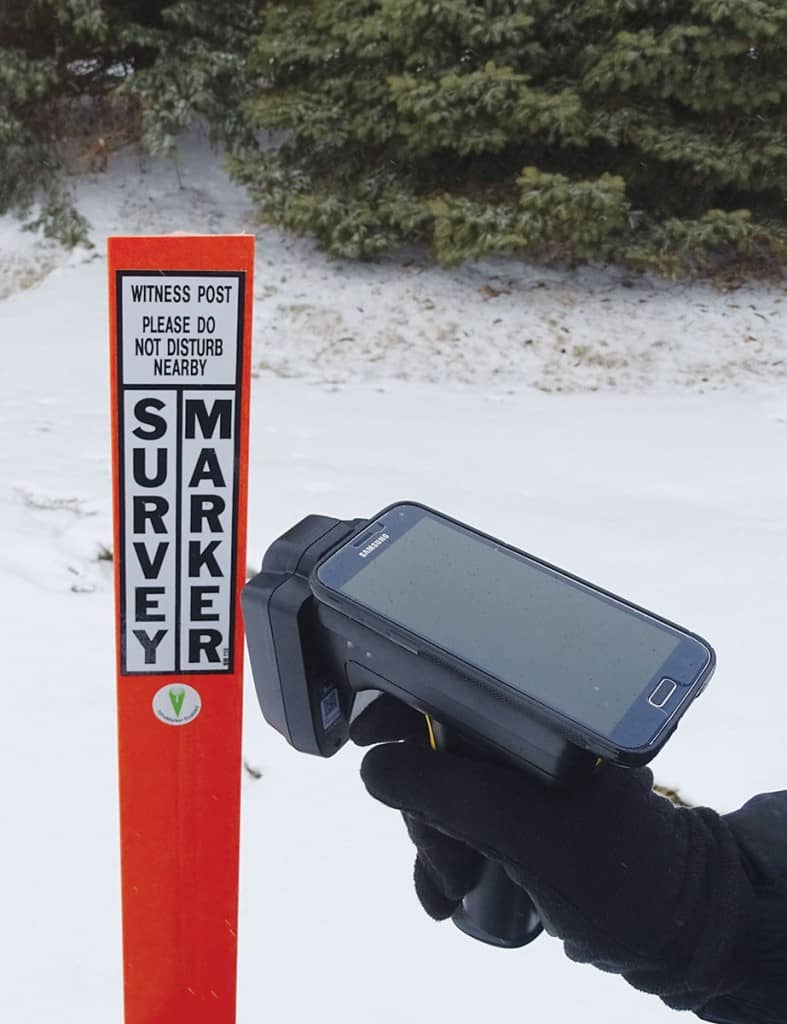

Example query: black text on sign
[118,272,244,674]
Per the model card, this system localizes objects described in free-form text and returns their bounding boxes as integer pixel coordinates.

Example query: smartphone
[311,501,714,764]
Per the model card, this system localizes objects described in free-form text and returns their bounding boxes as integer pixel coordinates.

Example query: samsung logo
[358,532,390,558]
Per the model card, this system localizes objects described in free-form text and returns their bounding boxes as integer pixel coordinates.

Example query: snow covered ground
[2,132,786,1022]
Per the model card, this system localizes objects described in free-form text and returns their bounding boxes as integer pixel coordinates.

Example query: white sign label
[118,272,243,674]
[121,275,240,385]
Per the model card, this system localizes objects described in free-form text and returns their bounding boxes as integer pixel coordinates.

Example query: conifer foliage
[0,0,256,245]
[233,0,787,275]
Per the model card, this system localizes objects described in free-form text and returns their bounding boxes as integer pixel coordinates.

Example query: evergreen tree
[126,0,260,157]
[0,1,159,243]
[232,0,787,276]
[0,0,257,244]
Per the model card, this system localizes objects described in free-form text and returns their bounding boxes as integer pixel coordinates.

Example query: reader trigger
[424,714,438,751]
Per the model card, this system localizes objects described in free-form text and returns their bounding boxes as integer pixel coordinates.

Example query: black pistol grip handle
[452,859,543,948]
[430,719,543,949]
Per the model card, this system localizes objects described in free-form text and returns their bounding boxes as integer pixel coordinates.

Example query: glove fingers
[413,855,463,920]
[405,814,483,902]
[361,740,588,868]
[350,694,430,746]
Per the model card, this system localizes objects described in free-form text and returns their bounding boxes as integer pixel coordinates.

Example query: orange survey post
[108,235,254,1024]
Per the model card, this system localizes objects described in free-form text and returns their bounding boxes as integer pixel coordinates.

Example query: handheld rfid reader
[241,502,715,948]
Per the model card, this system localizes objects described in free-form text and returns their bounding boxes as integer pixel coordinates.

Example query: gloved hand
[351,695,759,1015]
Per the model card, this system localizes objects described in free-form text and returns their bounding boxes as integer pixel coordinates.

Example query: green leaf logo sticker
[168,687,186,717]
[152,683,201,726]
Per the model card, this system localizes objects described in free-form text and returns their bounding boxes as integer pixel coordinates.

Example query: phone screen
[319,506,697,738]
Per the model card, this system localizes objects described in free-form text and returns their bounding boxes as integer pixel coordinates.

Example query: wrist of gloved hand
[351,696,760,1013]
[695,791,787,1024]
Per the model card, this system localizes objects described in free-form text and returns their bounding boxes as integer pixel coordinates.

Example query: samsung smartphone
[311,501,715,763]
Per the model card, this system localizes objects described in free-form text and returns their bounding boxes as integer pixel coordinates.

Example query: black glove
[351,696,779,1019]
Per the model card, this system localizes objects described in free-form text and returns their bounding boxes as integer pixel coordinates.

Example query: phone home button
[648,678,677,709]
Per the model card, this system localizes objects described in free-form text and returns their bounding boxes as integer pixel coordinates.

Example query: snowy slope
[2,134,786,1023]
